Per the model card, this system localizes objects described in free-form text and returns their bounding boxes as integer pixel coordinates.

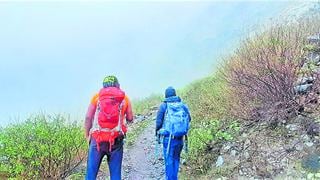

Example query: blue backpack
[160,102,189,137]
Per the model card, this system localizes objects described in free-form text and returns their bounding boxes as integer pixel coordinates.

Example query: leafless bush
[223,16,320,124]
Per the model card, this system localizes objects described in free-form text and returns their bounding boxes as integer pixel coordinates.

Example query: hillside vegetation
[0,114,86,179]
[178,14,320,179]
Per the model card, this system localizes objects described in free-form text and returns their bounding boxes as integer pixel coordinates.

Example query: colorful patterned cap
[103,75,120,88]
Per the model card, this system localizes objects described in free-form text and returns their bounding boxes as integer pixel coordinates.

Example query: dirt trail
[122,122,165,180]
[92,121,165,180]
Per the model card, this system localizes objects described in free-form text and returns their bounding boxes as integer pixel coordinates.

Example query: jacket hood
[164,96,181,103]
[165,86,176,98]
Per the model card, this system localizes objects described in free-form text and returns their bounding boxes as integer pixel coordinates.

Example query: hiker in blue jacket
[156,86,191,180]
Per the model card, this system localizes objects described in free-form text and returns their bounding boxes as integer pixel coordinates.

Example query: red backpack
[91,87,125,151]
[98,87,125,129]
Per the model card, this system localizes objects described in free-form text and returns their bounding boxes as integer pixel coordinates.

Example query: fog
[0,1,295,126]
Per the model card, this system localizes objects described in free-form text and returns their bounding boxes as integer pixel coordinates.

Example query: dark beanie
[165,86,176,98]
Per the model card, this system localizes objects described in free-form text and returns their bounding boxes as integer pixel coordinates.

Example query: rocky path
[122,122,165,180]
[91,120,165,180]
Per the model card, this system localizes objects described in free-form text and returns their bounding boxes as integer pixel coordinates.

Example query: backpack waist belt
[91,129,121,152]
[163,135,184,140]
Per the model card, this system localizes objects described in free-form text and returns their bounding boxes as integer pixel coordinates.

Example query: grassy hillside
[179,73,240,174]
[132,94,162,115]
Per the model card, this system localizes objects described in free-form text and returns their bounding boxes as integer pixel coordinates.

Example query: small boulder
[297,76,315,85]
[294,84,313,94]
[216,155,224,167]
[307,34,320,44]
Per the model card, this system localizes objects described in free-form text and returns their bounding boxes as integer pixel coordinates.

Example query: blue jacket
[156,96,191,132]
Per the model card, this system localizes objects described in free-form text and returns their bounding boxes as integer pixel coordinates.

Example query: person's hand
[155,131,161,144]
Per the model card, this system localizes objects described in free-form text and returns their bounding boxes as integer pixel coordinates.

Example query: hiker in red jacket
[84,75,133,180]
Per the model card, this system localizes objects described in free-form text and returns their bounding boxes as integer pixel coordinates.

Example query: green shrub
[180,118,239,175]
[0,114,86,179]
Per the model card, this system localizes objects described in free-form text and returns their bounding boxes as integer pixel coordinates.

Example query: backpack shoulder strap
[161,102,169,129]
[117,100,125,133]
[164,102,171,118]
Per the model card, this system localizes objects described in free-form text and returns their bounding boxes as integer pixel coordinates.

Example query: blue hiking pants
[86,138,123,180]
[163,137,184,180]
